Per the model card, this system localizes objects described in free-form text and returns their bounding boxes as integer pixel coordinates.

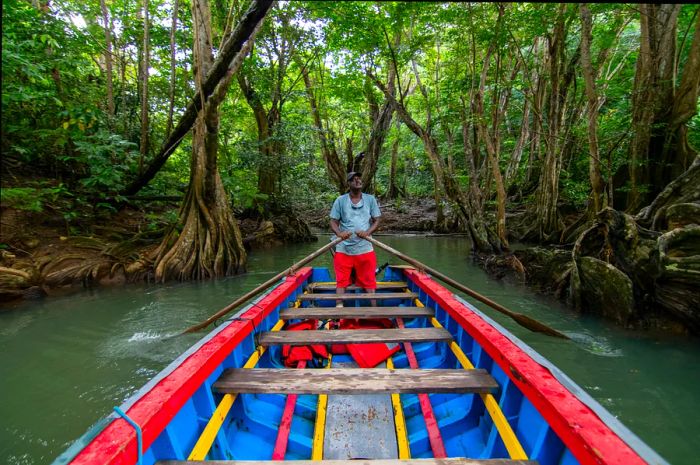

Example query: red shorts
[334,251,377,289]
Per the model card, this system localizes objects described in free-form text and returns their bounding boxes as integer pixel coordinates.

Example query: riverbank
[0,197,444,307]
[2,194,697,337]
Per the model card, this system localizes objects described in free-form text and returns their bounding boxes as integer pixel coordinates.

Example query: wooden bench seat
[280,306,433,320]
[213,368,498,395]
[258,327,451,346]
[307,282,408,292]
[298,292,418,301]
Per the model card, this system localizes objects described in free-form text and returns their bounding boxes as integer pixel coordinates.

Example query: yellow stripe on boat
[187,318,286,460]
[311,355,332,460]
[428,314,528,460]
[387,357,411,459]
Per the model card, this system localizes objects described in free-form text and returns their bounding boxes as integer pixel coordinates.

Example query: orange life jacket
[281,319,329,368]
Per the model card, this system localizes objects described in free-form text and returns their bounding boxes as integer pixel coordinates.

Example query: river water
[0,235,698,465]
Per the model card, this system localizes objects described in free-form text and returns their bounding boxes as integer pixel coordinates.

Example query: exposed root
[0,266,30,280]
[153,181,246,282]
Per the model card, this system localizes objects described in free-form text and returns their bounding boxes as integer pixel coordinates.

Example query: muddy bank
[0,204,313,306]
[303,197,441,232]
[0,197,445,306]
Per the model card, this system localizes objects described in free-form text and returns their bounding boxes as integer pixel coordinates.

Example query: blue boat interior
[134,267,579,465]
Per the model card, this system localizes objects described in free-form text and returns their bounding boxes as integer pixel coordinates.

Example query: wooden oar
[366,237,570,340]
[182,237,344,334]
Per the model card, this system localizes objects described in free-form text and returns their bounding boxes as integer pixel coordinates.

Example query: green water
[0,235,698,464]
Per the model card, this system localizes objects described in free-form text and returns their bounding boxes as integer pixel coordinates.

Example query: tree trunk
[505,94,530,185]
[236,73,278,202]
[460,97,498,253]
[166,0,179,135]
[626,4,682,209]
[238,70,279,202]
[153,0,246,282]
[372,74,502,253]
[301,65,345,192]
[100,0,115,117]
[525,64,545,190]
[433,172,448,233]
[345,137,354,173]
[388,123,401,199]
[664,12,700,183]
[237,14,298,209]
[119,0,273,197]
[444,125,455,176]
[580,3,606,214]
[636,155,700,230]
[474,47,509,248]
[534,4,569,240]
[361,68,396,192]
[138,0,151,174]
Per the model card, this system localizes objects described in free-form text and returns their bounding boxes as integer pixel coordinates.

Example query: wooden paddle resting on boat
[366,237,569,339]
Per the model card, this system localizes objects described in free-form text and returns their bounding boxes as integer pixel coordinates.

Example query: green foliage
[72,131,138,192]
[2,0,698,231]
[144,209,178,231]
[2,0,104,165]
[0,185,71,212]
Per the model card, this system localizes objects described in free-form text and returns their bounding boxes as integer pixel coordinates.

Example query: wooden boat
[53,266,667,465]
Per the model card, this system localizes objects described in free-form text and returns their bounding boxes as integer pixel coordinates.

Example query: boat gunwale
[402,268,668,465]
[61,267,313,465]
[450,293,668,465]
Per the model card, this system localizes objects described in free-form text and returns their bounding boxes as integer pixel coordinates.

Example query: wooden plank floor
[158,458,537,465]
[213,368,498,395]
[258,327,452,346]
[298,292,418,301]
[280,307,433,320]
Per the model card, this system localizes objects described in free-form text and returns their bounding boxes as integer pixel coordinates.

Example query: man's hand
[338,231,353,240]
[356,230,371,239]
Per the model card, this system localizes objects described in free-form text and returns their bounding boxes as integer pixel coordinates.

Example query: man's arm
[356,216,381,238]
[331,218,352,239]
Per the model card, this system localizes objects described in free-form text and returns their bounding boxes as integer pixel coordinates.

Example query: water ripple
[569,332,624,357]
[127,330,163,342]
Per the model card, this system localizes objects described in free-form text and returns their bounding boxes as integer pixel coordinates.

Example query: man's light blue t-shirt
[329,193,381,255]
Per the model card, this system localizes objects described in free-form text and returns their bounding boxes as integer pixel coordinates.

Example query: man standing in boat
[330,171,382,307]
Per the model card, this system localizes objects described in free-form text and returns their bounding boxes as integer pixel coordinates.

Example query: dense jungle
[1,0,699,336]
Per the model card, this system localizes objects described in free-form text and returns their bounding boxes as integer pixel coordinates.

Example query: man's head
[346,172,362,192]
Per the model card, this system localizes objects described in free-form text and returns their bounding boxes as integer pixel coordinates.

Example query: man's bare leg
[336,287,345,307]
[364,288,376,307]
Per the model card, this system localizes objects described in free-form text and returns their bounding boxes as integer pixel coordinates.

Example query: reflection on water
[0,235,698,464]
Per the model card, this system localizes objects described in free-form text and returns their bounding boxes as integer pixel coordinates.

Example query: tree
[624,5,700,210]
[151,0,271,281]
[580,3,606,214]
[300,58,347,192]
[533,3,579,240]
[236,3,306,211]
[120,0,272,197]
[99,0,115,118]
[472,4,510,248]
[138,0,151,174]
